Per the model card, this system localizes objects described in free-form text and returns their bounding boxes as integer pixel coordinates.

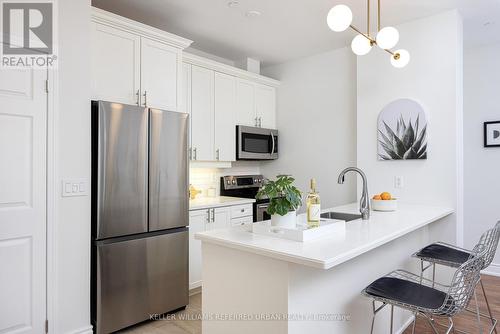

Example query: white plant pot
[271,211,297,228]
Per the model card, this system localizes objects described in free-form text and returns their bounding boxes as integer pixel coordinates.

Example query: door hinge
[45,319,48,333]
[45,79,49,93]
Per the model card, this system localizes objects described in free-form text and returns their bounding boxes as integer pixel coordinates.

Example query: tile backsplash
[189,162,261,198]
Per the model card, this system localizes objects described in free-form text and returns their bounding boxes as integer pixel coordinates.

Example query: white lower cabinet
[188,203,253,289]
[188,209,208,290]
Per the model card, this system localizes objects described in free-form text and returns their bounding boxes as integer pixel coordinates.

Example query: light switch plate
[62,178,89,197]
[394,176,404,189]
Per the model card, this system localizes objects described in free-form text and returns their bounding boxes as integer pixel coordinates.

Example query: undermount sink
[320,212,362,222]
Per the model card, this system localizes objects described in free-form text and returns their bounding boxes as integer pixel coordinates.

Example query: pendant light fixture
[327,0,410,68]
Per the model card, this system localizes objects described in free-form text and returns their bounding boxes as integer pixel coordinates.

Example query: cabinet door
[189,209,208,289]
[141,37,179,111]
[214,72,236,162]
[235,78,256,127]
[91,22,141,105]
[180,63,192,150]
[210,207,231,230]
[191,65,214,161]
[256,84,276,129]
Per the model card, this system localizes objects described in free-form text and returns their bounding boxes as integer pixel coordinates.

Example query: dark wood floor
[403,274,500,333]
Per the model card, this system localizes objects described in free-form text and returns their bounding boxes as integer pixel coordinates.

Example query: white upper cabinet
[91,7,192,110]
[236,78,257,127]
[191,65,214,161]
[91,22,141,105]
[255,84,276,129]
[141,38,179,110]
[235,79,277,129]
[181,53,279,163]
[214,72,236,162]
[180,63,192,115]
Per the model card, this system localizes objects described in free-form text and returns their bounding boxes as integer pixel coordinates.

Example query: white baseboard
[67,325,93,334]
[395,315,415,334]
[482,263,500,277]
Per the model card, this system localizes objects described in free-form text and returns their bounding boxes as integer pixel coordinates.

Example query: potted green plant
[256,175,302,228]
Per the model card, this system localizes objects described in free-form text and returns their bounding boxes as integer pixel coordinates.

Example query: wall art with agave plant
[377,99,428,160]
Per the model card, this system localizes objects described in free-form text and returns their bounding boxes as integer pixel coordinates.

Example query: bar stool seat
[365,276,455,313]
[415,243,472,266]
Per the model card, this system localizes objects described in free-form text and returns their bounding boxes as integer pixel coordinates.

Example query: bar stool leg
[411,312,417,334]
[480,278,498,334]
[475,291,484,334]
[424,313,440,334]
[432,263,436,288]
[370,300,376,334]
[390,305,394,334]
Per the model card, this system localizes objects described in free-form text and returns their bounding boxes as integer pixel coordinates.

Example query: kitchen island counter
[195,203,453,269]
[195,203,454,334]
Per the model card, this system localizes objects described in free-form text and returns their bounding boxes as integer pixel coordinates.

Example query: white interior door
[214,72,236,161]
[190,65,214,161]
[91,22,141,105]
[0,66,47,333]
[141,37,179,111]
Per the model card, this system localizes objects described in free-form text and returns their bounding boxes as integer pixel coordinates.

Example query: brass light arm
[349,25,375,43]
[378,0,381,32]
[349,25,396,57]
[367,0,370,36]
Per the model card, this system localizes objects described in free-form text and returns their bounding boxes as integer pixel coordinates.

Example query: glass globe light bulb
[327,5,353,32]
[351,35,372,56]
[376,27,400,50]
[391,49,410,68]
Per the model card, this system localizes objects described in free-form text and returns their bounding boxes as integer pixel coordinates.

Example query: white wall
[261,47,357,211]
[357,10,463,244]
[464,43,500,274]
[52,0,92,333]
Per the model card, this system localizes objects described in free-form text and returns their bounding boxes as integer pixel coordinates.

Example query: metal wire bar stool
[362,247,486,334]
[413,221,500,334]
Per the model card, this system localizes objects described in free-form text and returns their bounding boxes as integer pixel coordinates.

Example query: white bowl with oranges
[370,192,398,212]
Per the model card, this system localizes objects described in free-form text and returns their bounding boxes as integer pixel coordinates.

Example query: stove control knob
[254,179,258,183]
[232,180,236,185]
[226,180,231,185]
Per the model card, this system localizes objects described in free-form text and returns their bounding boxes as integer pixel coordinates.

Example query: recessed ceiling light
[227,0,239,8]
[484,21,495,27]
[245,10,262,18]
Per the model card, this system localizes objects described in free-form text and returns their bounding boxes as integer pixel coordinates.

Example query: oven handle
[270,131,275,156]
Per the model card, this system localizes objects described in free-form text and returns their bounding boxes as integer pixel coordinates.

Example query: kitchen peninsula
[195,203,454,334]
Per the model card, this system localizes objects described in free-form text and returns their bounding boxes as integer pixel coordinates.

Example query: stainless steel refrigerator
[91,101,189,334]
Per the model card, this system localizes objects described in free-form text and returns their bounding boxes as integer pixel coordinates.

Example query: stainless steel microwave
[236,126,278,160]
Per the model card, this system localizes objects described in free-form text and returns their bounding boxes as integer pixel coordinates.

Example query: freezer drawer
[94,101,149,239]
[149,109,189,231]
[94,230,188,334]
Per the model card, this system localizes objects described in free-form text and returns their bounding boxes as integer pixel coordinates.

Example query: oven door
[255,202,271,222]
[237,126,278,160]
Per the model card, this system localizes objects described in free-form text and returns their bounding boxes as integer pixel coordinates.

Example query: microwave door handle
[270,131,275,155]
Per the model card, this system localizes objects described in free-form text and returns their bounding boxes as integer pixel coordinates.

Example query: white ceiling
[91,0,500,66]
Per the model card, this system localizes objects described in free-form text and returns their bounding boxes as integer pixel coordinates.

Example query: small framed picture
[484,121,500,147]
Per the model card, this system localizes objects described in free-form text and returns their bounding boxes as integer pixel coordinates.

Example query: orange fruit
[380,192,392,200]
[373,195,382,200]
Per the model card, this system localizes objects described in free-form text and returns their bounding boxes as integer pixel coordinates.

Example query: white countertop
[195,203,454,270]
[189,196,256,211]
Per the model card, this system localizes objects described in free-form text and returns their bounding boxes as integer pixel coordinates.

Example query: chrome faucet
[338,167,370,220]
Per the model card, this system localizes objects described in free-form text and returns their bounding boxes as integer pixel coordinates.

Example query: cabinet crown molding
[91,7,193,50]
[183,52,280,88]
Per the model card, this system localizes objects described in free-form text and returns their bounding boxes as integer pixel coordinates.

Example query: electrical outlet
[394,176,404,189]
[62,178,89,197]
